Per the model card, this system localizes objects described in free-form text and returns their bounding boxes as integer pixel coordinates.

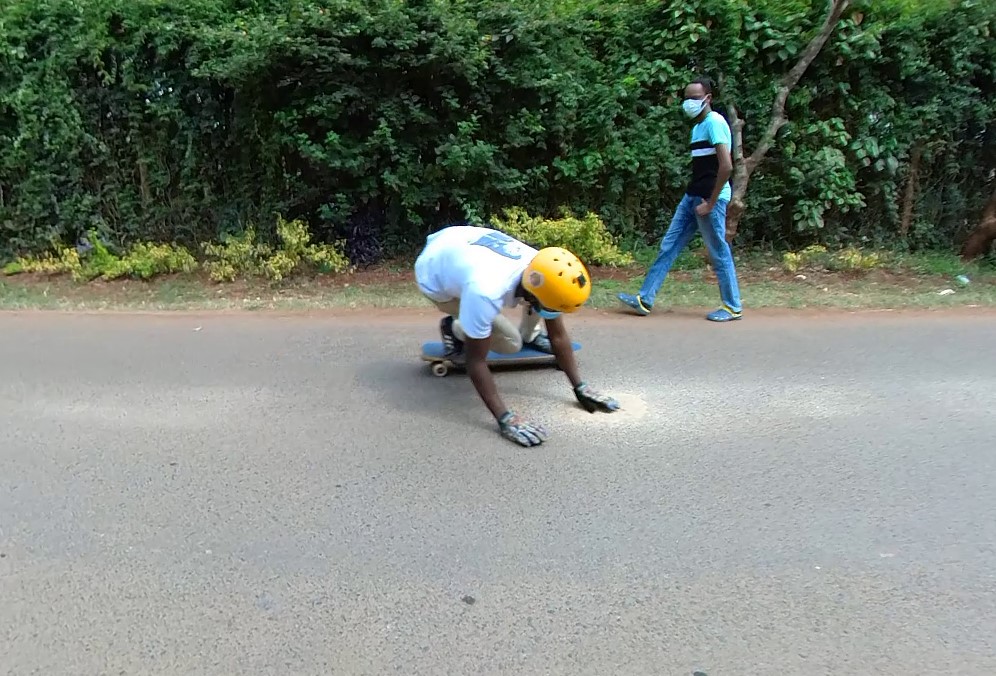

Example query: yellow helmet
[521,247,591,315]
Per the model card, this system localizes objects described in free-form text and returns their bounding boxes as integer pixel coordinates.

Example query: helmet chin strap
[528,298,562,320]
[520,285,563,320]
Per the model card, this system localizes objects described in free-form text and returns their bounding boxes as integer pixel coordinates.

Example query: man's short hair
[689,76,715,95]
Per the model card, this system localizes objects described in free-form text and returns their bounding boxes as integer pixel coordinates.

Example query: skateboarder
[415,224,620,447]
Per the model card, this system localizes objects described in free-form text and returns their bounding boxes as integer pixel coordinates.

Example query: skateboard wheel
[431,362,449,377]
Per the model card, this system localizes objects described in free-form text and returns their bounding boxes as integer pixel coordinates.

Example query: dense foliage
[1,0,993,265]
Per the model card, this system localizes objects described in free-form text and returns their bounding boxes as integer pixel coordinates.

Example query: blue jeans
[639,194,742,312]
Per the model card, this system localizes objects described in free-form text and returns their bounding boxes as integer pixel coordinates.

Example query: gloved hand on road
[498,411,549,447]
[574,382,621,413]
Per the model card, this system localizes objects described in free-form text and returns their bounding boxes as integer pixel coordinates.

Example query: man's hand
[498,411,548,447]
[574,382,621,413]
[544,316,621,414]
[697,142,732,219]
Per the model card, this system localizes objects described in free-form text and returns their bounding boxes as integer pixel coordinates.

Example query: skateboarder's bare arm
[545,316,583,388]
[547,315,621,414]
[463,337,508,420]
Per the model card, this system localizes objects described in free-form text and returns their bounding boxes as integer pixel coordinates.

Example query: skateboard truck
[420,341,581,377]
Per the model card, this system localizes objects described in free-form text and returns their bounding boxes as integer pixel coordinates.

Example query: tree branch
[722,0,850,242]
[746,0,851,172]
[726,101,748,189]
[899,143,922,237]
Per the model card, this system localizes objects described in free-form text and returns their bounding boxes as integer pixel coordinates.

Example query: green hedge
[1,0,993,264]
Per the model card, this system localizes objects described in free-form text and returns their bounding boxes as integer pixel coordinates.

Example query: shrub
[782,245,885,273]
[488,207,634,267]
[2,250,77,277]
[828,247,884,272]
[2,234,197,281]
[108,243,199,280]
[0,217,353,284]
[201,227,270,283]
[201,215,351,283]
[1,0,992,260]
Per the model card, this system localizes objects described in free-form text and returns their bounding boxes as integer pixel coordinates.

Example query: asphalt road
[2,309,995,675]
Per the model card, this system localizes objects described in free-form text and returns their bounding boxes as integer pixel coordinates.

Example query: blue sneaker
[618,292,652,316]
[706,306,742,322]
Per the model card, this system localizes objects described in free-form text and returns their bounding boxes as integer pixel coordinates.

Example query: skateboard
[420,341,582,377]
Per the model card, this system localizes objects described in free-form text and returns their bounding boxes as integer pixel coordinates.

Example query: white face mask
[682,98,708,119]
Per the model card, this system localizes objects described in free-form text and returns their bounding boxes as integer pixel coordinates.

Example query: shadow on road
[356,355,575,435]
[357,357,499,433]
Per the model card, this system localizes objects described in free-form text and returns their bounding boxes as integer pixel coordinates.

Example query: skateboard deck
[420,341,581,377]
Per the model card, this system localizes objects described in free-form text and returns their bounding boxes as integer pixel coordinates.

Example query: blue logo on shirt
[471,232,523,260]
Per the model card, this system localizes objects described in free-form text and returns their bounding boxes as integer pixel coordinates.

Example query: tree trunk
[960,184,996,261]
[899,144,922,237]
[138,159,152,207]
[724,0,851,243]
[725,101,750,244]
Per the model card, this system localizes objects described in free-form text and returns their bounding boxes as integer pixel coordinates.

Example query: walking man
[618,76,743,321]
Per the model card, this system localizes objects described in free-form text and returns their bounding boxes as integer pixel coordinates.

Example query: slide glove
[574,382,621,413]
[498,411,549,447]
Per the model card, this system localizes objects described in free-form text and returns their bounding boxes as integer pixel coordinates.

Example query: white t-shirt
[414,225,536,339]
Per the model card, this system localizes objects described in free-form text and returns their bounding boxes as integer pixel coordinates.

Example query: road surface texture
[2,309,995,675]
